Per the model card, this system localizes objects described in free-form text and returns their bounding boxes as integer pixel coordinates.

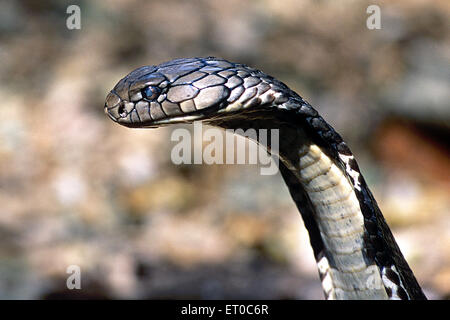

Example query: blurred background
[0,0,448,299]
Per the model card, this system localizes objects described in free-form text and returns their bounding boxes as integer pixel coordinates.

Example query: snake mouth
[104,101,212,128]
[104,103,119,122]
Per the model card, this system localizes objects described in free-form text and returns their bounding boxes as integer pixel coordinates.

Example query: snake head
[105,57,291,128]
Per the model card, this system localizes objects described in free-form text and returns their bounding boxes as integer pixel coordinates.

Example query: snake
[104,57,426,300]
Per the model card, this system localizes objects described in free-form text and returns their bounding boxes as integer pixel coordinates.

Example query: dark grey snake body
[104,57,426,300]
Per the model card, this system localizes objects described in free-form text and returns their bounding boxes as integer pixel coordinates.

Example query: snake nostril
[118,104,127,117]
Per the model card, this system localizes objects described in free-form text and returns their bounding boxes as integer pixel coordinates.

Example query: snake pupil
[142,86,160,101]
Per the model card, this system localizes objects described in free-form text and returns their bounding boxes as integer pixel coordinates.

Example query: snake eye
[142,86,160,101]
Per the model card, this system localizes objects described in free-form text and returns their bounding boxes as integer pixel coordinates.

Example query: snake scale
[104,57,426,300]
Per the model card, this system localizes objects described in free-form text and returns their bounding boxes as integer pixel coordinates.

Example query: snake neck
[209,107,426,300]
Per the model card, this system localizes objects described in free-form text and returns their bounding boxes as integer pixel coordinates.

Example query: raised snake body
[104,57,426,300]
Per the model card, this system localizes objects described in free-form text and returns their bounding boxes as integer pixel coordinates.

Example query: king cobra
[104,57,426,300]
